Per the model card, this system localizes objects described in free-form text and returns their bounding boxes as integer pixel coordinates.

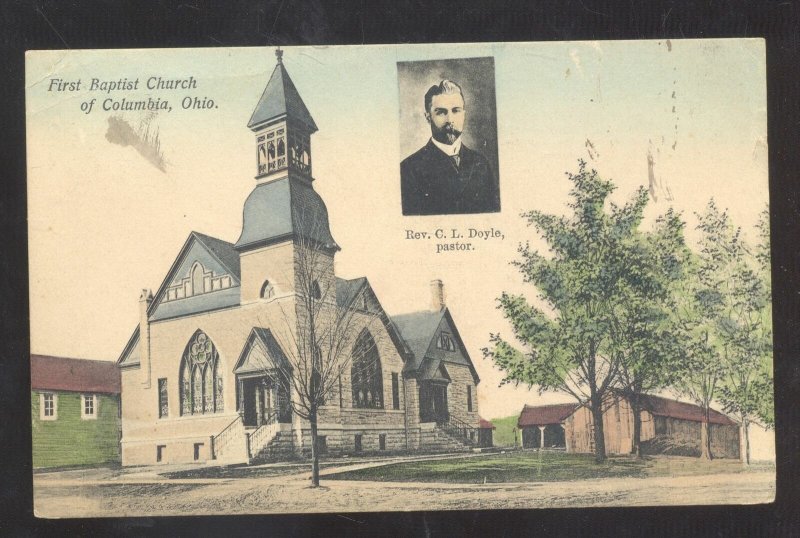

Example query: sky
[26,40,771,456]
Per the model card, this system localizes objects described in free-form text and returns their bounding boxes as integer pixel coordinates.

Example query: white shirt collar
[430,136,462,157]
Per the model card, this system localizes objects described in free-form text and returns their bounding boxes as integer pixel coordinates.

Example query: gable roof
[479,417,495,430]
[391,309,445,371]
[148,231,242,322]
[234,327,290,375]
[31,355,120,394]
[391,308,479,383]
[518,403,578,427]
[117,326,140,367]
[248,57,318,132]
[336,277,367,309]
[193,231,241,280]
[639,394,737,426]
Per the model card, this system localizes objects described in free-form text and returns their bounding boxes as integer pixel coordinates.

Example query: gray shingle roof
[234,177,339,252]
[391,309,445,372]
[247,60,318,132]
[193,232,241,279]
[336,277,367,308]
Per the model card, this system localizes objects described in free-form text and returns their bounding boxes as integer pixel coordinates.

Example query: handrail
[248,418,281,458]
[212,414,245,460]
[438,415,479,445]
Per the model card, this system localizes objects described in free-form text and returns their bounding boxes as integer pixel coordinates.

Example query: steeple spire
[249,49,317,180]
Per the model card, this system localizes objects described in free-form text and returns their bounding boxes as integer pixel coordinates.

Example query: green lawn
[489,415,520,447]
[324,451,773,484]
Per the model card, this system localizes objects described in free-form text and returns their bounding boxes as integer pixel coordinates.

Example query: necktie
[451,154,460,168]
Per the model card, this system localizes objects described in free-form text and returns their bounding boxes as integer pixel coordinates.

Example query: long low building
[517,394,740,459]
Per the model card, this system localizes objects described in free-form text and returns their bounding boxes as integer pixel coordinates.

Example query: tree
[716,208,774,464]
[268,210,383,487]
[484,161,654,463]
[673,200,769,461]
[611,209,689,457]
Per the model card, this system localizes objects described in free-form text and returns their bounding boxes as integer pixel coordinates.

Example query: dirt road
[33,457,775,518]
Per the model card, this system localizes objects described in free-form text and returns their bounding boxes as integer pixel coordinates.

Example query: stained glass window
[351,330,383,409]
[158,378,168,418]
[179,330,223,416]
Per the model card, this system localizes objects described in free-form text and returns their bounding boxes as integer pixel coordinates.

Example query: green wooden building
[31,355,121,468]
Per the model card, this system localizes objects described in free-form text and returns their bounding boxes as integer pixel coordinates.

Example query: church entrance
[238,375,291,428]
[419,381,449,424]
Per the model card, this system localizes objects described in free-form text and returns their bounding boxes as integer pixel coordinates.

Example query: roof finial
[275,47,283,64]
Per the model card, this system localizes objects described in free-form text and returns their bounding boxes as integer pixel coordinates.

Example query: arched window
[179,330,223,415]
[311,280,322,300]
[351,330,383,409]
[191,262,205,296]
[260,279,275,299]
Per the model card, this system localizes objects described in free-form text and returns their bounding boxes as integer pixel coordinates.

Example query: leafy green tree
[611,209,690,457]
[674,200,773,461]
[717,208,774,464]
[485,161,656,463]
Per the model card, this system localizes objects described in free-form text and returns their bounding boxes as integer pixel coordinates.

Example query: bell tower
[236,49,339,303]
[249,48,317,183]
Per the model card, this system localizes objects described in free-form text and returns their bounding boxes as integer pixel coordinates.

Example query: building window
[158,378,168,418]
[354,434,363,453]
[437,332,455,352]
[81,394,97,419]
[194,443,203,461]
[156,445,166,463]
[180,330,224,416]
[467,385,473,412]
[260,279,275,299]
[391,373,400,410]
[351,330,383,409]
[40,393,57,420]
[311,280,322,300]
[379,434,387,451]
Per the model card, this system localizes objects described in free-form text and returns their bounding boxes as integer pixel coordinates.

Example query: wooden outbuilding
[517,394,740,459]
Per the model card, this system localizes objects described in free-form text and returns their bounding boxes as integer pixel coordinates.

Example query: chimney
[139,288,153,387]
[430,279,445,311]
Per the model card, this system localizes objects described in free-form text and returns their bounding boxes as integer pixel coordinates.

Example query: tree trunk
[742,419,751,465]
[590,396,607,463]
[631,404,642,458]
[309,407,320,487]
[699,409,712,460]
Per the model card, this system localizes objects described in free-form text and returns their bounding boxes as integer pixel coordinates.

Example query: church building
[117,50,482,465]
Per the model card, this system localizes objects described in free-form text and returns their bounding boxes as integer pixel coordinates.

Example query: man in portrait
[401,79,500,216]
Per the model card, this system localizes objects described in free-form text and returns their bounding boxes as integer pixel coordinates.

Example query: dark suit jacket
[401,140,500,216]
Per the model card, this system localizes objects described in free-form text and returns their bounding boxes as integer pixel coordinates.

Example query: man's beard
[431,124,462,145]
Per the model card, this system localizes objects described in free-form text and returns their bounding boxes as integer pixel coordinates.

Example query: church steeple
[249,49,317,180]
[236,49,338,256]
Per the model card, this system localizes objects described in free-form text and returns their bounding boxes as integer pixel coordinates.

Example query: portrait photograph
[397,56,500,216]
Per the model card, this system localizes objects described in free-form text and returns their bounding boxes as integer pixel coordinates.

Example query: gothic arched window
[351,330,383,409]
[179,330,224,415]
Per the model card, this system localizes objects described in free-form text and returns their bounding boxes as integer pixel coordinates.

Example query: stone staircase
[419,422,475,452]
[250,429,296,462]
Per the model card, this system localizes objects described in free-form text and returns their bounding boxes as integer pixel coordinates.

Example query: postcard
[27,40,774,517]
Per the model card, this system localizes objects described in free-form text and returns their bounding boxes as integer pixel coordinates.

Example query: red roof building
[516,395,740,459]
[517,403,577,428]
[31,355,120,394]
